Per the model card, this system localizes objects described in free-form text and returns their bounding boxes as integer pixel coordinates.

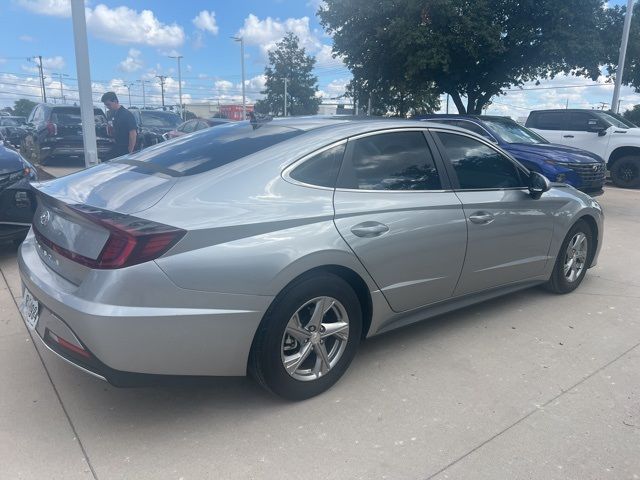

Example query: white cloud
[15,0,73,17]
[237,14,321,57]
[19,35,35,42]
[192,10,218,35]
[315,44,346,69]
[85,5,185,47]
[42,55,65,70]
[192,31,205,50]
[118,49,143,73]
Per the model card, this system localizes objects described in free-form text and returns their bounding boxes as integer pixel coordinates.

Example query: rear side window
[289,143,346,188]
[437,132,525,189]
[121,123,305,175]
[527,112,566,130]
[339,131,442,190]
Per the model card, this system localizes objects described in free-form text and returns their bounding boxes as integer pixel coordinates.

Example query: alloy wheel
[563,232,588,283]
[280,296,350,382]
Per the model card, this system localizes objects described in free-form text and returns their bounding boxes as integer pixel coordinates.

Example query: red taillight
[46,122,57,136]
[49,331,91,359]
[34,206,186,269]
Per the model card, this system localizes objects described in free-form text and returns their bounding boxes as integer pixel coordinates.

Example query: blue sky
[0,0,637,117]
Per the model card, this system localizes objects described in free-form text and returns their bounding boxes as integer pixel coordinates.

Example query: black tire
[545,219,593,294]
[249,272,362,400]
[610,156,640,188]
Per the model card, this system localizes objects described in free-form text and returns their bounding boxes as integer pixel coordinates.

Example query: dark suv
[0,116,27,148]
[20,104,114,164]
[130,109,181,149]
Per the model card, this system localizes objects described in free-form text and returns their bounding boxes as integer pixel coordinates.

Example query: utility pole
[156,75,167,107]
[169,55,184,120]
[284,78,288,116]
[29,55,47,102]
[232,36,246,120]
[70,0,98,167]
[137,79,150,108]
[612,0,635,113]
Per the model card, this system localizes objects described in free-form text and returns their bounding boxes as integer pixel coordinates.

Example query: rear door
[50,107,83,139]
[527,112,566,143]
[333,129,467,313]
[432,130,556,295]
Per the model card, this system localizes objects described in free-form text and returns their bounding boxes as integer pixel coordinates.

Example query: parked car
[18,118,603,399]
[0,116,28,148]
[20,104,113,164]
[417,115,606,191]
[0,143,37,242]
[526,109,640,188]
[163,118,230,141]
[129,109,181,149]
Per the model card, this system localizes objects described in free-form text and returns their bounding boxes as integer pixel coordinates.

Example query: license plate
[22,289,39,331]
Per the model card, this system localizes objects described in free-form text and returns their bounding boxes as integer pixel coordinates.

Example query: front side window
[339,131,442,191]
[566,112,597,132]
[437,132,525,189]
[289,143,346,188]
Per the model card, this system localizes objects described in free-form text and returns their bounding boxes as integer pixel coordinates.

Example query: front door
[560,112,611,159]
[333,130,468,313]
[432,130,556,296]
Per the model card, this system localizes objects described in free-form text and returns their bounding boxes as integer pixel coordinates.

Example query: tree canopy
[255,33,321,116]
[13,99,37,118]
[319,0,612,114]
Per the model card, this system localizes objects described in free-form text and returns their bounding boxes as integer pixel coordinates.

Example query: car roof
[416,114,515,122]
[529,109,602,114]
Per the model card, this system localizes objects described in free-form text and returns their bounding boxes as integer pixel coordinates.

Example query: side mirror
[587,119,607,136]
[528,171,551,199]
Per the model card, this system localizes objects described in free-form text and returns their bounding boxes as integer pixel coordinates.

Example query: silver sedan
[18,117,603,399]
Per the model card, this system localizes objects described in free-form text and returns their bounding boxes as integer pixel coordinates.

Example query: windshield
[482,118,549,144]
[115,121,305,175]
[140,111,181,128]
[593,111,630,129]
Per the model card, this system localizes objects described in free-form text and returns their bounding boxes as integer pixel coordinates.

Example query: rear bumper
[41,139,113,157]
[18,232,272,382]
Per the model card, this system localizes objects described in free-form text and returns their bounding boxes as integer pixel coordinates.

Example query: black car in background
[0,143,37,242]
[20,104,114,164]
[129,109,182,149]
[0,116,28,148]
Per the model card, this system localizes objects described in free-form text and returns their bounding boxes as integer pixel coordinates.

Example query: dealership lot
[1,186,639,480]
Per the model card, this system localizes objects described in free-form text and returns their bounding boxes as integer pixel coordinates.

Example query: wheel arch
[576,214,599,268]
[607,146,640,167]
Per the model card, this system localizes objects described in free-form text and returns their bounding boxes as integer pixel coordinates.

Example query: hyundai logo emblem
[39,210,51,227]
[592,165,599,172]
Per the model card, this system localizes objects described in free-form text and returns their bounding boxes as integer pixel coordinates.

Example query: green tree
[13,99,37,118]
[255,33,321,116]
[623,105,640,126]
[347,77,440,117]
[319,0,610,114]
[605,2,640,92]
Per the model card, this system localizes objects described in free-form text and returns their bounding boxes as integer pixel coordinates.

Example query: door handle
[563,135,574,138]
[350,222,389,238]
[469,212,494,224]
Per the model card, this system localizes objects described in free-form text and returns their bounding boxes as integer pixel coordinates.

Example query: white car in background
[526,109,640,188]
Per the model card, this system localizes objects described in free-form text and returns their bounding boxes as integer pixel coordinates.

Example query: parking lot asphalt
[1,186,639,480]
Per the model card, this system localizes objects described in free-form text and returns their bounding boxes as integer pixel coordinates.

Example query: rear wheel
[249,272,362,400]
[545,220,593,294]
[610,156,640,188]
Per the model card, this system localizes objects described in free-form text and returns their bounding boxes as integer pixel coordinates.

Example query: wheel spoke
[564,257,574,276]
[285,313,310,342]
[321,321,349,341]
[312,343,331,376]
[283,342,313,375]
[308,297,328,330]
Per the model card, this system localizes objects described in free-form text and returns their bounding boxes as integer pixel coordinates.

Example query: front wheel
[249,272,362,400]
[610,156,640,188]
[545,220,593,294]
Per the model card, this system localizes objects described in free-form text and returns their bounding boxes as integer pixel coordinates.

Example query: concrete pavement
[0,187,639,479]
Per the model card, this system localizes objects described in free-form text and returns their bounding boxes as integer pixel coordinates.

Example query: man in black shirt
[101,91,137,157]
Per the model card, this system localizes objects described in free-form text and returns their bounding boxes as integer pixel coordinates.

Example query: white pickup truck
[526,109,640,188]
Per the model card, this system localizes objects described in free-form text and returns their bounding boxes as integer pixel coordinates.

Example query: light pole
[56,73,69,104]
[29,56,47,102]
[156,75,167,107]
[168,55,184,120]
[231,36,246,120]
[124,82,133,107]
[137,79,150,108]
[284,77,288,116]
[612,0,635,113]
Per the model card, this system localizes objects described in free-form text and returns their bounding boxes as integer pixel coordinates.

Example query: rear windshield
[117,122,305,175]
[51,107,105,125]
[140,111,181,128]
